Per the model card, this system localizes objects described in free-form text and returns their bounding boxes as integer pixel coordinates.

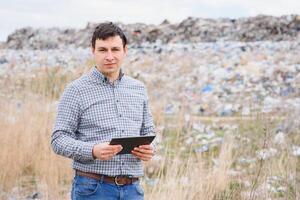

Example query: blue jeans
[71,175,144,200]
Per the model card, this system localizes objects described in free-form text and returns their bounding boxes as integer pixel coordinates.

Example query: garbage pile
[127,41,300,120]
[0,15,299,199]
[1,41,299,122]
[3,15,300,49]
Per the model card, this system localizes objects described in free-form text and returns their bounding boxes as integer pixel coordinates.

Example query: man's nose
[105,51,114,60]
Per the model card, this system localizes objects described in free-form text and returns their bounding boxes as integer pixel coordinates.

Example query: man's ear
[91,47,95,55]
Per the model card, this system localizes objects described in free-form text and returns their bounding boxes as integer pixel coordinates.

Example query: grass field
[0,64,299,200]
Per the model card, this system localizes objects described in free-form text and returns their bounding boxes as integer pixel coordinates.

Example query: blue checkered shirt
[51,67,156,177]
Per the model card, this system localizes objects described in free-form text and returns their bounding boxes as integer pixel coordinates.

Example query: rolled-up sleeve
[51,84,95,162]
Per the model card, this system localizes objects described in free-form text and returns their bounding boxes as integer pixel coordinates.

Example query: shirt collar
[90,66,124,84]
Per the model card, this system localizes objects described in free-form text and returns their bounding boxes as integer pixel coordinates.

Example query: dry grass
[0,65,299,200]
[145,138,234,200]
[0,91,72,199]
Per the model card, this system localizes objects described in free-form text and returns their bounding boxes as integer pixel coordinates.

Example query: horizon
[1,0,300,42]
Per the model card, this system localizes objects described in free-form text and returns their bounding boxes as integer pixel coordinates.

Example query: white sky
[0,0,299,41]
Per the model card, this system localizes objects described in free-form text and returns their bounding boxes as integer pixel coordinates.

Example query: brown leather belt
[75,170,139,186]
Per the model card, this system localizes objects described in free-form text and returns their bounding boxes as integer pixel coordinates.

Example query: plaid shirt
[51,67,156,177]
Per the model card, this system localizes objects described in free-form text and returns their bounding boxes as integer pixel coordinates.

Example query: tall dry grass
[0,65,298,200]
[145,138,235,200]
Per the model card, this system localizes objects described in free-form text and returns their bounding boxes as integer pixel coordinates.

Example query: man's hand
[92,142,123,160]
[131,144,154,161]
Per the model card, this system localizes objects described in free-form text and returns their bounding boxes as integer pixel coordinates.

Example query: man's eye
[112,49,120,51]
[98,49,106,52]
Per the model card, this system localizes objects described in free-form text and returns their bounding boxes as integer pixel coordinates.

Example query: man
[51,22,156,200]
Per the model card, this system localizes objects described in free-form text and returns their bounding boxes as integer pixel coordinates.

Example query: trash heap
[1,41,299,119]
[126,41,300,119]
[3,15,300,49]
[0,15,299,199]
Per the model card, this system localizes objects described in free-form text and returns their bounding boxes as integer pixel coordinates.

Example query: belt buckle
[114,176,125,186]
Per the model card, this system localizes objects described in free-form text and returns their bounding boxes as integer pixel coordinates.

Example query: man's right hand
[92,143,123,160]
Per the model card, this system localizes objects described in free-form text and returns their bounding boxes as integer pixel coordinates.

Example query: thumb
[117,145,123,151]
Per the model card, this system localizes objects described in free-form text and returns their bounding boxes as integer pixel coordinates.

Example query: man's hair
[91,22,127,49]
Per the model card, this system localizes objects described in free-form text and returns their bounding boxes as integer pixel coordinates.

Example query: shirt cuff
[81,142,96,161]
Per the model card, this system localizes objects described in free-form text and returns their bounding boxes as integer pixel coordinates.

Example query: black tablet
[109,135,155,155]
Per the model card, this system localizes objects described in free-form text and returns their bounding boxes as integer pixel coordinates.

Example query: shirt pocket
[123,95,144,123]
[81,99,116,126]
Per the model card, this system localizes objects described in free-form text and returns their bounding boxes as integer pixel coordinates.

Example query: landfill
[2,15,300,49]
[0,15,299,199]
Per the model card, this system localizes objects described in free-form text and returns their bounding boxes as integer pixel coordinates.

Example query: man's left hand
[131,145,154,161]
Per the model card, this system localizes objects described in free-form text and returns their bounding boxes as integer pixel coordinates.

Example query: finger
[132,153,151,161]
[132,150,152,160]
[133,147,153,155]
[134,151,153,158]
[138,145,152,149]
[131,150,142,158]
[131,152,144,160]
[101,149,119,156]
[116,145,123,151]
[101,155,114,160]
[101,148,115,154]
[105,146,123,155]
[101,147,122,155]
[100,152,118,160]
[105,145,122,150]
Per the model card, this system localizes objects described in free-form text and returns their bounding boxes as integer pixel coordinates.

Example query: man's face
[92,35,127,79]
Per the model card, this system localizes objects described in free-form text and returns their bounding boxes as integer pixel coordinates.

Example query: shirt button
[119,114,122,117]
[116,100,119,103]
[122,130,124,132]
[122,162,125,165]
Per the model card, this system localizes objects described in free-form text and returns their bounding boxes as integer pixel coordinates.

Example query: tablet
[109,135,155,155]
